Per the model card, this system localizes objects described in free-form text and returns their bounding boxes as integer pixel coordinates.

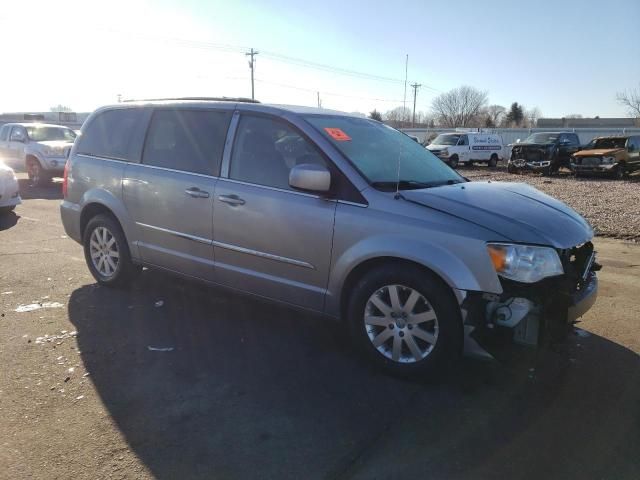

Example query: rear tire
[83,214,140,288]
[488,154,498,168]
[347,264,462,378]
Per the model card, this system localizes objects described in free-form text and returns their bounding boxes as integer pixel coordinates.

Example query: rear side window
[77,108,149,161]
[142,109,231,176]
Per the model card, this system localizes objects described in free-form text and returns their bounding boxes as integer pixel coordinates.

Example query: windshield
[305,115,464,190]
[431,134,461,146]
[592,138,627,150]
[524,133,559,144]
[26,126,76,142]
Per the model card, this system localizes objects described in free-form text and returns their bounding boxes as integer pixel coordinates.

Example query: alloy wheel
[89,226,120,278]
[364,284,439,363]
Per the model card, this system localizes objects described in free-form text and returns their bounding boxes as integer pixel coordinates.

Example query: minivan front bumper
[461,247,599,357]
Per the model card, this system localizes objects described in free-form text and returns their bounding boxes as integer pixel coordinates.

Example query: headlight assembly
[487,243,563,283]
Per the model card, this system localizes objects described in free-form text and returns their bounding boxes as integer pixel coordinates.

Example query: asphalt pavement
[1,176,639,480]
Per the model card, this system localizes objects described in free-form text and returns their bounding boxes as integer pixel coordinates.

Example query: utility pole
[245,48,259,100]
[410,82,421,127]
[403,54,408,128]
[317,91,322,108]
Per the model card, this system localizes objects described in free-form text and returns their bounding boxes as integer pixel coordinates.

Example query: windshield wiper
[371,179,466,191]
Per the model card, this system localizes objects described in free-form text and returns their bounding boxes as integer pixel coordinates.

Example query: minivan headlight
[487,243,563,283]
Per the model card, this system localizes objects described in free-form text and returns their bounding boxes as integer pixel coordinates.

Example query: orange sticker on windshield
[324,127,351,141]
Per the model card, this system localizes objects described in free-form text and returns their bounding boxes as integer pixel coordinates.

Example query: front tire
[448,155,459,169]
[347,264,462,377]
[27,159,50,187]
[613,165,625,180]
[83,214,140,287]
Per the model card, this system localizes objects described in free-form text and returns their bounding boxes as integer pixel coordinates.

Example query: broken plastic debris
[154,300,164,307]
[574,328,591,338]
[1,291,13,295]
[67,367,75,374]
[82,372,90,378]
[147,346,174,352]
[75,395,84,400]
[15,302,64,313]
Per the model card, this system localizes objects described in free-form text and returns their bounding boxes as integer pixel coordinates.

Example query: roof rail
[122,96,260,104]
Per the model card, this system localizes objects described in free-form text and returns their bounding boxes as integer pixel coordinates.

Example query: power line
[97,28,443,96]
[254,78,406,103]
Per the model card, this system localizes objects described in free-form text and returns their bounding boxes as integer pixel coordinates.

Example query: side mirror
[289,164,331,193]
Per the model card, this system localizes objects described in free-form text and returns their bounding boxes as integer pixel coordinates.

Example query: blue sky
[1,0,638,117]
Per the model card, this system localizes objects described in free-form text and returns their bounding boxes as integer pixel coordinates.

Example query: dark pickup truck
[508,132,581,175]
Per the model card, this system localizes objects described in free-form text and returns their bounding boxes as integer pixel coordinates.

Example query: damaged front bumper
[459,243,600,359]
[509,159,552,171]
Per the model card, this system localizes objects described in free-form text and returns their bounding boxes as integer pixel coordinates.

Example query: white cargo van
[426,132,504,168]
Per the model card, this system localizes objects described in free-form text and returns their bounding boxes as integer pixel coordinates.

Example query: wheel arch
[327,235,502,319]
[78,188,139,261]
[338,256,461,322]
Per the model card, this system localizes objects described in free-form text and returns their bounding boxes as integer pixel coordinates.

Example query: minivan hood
[402,182,593,249]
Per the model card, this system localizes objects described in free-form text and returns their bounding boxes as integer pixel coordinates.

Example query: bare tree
[616,85,640,117]
[565,114,583,119]
[525,107,542,127]
[486,105,506,127]
[431,86,488,127]
[383,106,412,128]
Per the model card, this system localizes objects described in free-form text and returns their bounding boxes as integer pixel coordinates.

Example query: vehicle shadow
[0,210,19,231]
[17,178,63,200]
[67,271,640,480]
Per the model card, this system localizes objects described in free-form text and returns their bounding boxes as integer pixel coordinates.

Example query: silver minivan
[60,99,599,376]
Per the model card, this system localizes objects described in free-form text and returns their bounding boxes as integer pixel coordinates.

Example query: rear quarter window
[77,108,150,162]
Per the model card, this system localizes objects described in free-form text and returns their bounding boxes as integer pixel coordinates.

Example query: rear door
[123,108,231,281]
[212,113,336,311]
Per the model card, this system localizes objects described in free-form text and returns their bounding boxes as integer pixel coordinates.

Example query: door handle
[218,194,245,206]
[185,187,210,198]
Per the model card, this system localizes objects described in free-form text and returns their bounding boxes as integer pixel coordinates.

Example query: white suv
[0,123,76,186]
